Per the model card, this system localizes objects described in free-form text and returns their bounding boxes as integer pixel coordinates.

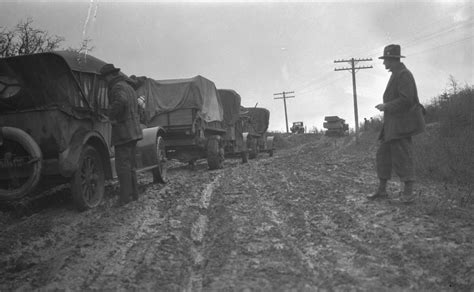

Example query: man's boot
[400,181,415,204]
[367,179,388,200]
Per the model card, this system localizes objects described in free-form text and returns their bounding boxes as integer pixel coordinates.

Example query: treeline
[0,17,92,57]
[364,80,474,188]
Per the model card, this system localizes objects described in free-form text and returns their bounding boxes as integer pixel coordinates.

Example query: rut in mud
[0,133,473,291]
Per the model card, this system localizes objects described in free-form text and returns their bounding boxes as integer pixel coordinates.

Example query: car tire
[71,145,105,211]
[152,135,168,183]
[207,136,223,170]
[0,127,42,201]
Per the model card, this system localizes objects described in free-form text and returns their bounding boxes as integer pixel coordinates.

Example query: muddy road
[1,134,473,291]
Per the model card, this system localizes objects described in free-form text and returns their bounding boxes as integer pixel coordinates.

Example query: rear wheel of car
[207,136,224,170]
[0,127,42,201]
[153,136,168,183]
[71,145,105,211]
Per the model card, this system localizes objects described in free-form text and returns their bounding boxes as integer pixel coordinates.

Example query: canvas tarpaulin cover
[217,89,241,126]
[0,53,82,112]
[134,75,223,123]
[244,107,270,135]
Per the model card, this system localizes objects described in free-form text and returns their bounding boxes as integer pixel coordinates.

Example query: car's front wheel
[71,145,105,211]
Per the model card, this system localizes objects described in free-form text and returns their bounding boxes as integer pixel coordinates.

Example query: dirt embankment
[0,133,472,291]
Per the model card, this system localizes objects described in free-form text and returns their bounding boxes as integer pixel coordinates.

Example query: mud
[0,134,472,291]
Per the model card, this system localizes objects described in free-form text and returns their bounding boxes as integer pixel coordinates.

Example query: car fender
[137,126,166,168]
[59,129,111,178]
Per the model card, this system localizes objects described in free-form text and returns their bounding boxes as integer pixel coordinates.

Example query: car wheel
[0,127,42,201]
[153,136,168,183]
[71,145,104,211]
[207,136,223,170]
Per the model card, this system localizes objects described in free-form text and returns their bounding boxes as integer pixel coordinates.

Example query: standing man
[100,64,143,206]
[368,44,425,203]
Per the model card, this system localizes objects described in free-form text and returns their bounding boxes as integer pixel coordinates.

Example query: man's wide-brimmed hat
[379,44,405,59]
[99,63,120,76]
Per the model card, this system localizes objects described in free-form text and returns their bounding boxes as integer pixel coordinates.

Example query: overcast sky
[1,0,472,132]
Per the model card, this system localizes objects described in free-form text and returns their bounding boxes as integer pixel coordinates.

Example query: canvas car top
[217,89,241,127]
[0,51,110,112]
[133,75,223,123]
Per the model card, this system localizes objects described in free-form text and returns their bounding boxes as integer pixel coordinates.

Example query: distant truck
[290,121,305,134]
[217,89,248,163]
[241,107,275,158]
[323,116,349,136]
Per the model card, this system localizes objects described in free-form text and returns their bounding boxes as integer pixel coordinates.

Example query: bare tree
[0,28,16,57]
[447,75,458,95]
[66,38,95,55]
[0,17,93,57]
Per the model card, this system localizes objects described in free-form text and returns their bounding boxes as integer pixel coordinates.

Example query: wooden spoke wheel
[71,145,105,211]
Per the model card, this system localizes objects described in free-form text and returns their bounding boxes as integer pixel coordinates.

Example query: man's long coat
[108,76,143,146]
[380,62,425,141]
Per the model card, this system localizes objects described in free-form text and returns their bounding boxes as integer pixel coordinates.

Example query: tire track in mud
[0,161,227,291]
[186,172,223,292]
[199,138,398,289]
[83,164,226,291]
[201,153,325,290]
[84,184,172,290]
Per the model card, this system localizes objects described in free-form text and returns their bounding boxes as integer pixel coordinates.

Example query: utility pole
[273,91,295,133]
[334,58,372,143]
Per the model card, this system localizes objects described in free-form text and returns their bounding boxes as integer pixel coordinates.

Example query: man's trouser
[376,137,414,182]
[114,140,139,201]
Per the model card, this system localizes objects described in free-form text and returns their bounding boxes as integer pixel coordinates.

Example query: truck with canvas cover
[241,107,275,158]
[323,116,349,136]
[0,51,167,210]
[132,75,226,170]
[217,89,248,163]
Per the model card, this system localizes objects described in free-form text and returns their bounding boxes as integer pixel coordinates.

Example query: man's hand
[375,103,386,111]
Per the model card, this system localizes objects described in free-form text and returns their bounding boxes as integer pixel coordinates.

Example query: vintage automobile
[290,121,305,134]
[132,75,226,170]
[217,89,248,163]
[0,51,167,210]
[241,107,275,158]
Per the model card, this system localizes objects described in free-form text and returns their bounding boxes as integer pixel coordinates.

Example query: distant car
[0,51,167,210]
[290,121,305,134]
